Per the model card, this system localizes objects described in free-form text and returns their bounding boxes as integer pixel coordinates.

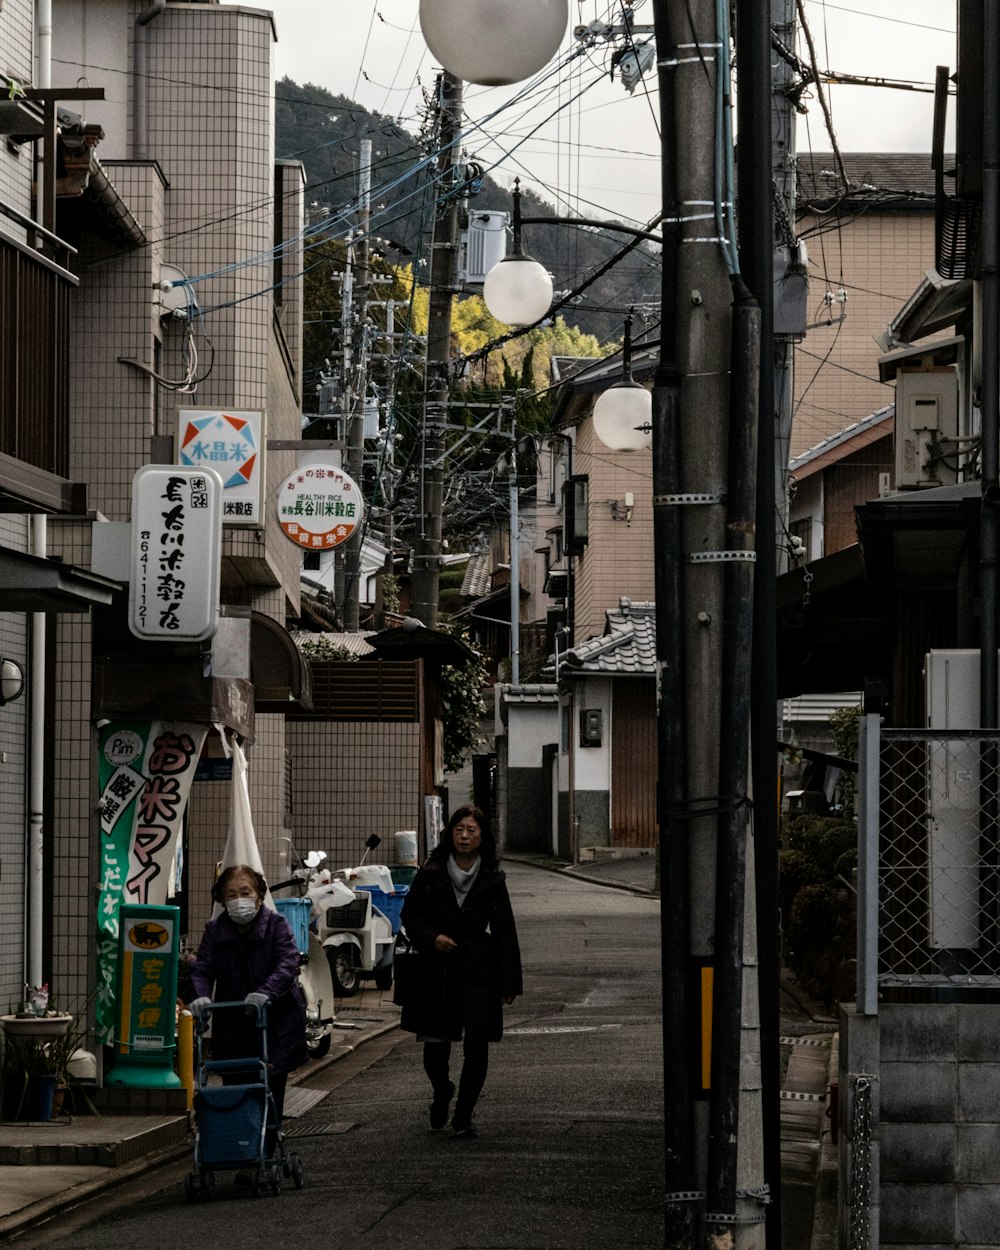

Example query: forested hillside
[275,77,661,348]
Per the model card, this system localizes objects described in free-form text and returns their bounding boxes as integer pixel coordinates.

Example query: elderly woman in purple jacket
[189,864,307,1148]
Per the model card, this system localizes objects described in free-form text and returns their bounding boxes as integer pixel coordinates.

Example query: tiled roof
[796,152,942,205]
[788,404,894,475]
[288,629,376,657]
[505,684,559,705]
[562,598,657,676]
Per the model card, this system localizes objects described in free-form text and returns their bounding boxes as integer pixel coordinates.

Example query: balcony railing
[0,203,76,485]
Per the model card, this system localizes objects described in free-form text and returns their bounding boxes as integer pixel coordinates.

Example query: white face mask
[225,896,258,925]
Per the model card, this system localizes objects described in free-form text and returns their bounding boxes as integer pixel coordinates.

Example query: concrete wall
[840,1002,1000,1247]
[504,699,559,852]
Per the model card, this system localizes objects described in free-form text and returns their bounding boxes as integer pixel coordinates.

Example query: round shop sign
[277,464,365,551]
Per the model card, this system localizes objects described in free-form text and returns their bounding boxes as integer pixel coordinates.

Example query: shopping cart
[184,1000,305,1200]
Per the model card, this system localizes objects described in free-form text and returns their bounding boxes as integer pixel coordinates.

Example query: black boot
[429,1080,455,1131]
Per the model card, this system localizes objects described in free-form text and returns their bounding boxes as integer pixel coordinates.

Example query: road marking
[507,1024,624,1036]
[779,1035,831,1047]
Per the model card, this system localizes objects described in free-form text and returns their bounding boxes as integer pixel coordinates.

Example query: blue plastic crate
[356,884,409,934]
[274,897,312,954]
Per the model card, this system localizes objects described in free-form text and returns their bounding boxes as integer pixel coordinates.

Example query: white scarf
[447,853,481,907]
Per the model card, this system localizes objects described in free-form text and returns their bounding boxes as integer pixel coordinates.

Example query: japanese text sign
[277,463,364,550]
[129,465,222,641]
[110,904,181,1088]
[178,409,263,526]
[95,721,207,1045]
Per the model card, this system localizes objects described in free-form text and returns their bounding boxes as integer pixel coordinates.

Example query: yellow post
[177,1009,194,1110]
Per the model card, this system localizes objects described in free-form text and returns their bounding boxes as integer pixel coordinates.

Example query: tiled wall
[571,419,655,643]
[287,720,422,869]
[792,213,935,459]
[47,520,97,1012]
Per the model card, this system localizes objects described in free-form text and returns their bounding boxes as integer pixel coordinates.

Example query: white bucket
[395,830,418,865]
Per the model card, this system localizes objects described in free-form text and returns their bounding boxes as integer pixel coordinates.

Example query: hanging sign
[178,409,263,526]
[95,720,208,1044]
[128,465,223,641]
[277,463,364,550]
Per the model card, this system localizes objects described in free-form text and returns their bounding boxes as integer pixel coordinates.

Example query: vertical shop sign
[96,721,207,1044]
[178,409,263,526]
[128,464,222,641]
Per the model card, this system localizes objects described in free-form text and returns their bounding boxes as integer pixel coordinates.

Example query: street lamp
[591,310,653,451]
[482,180,553,325]
[418,0,568,87]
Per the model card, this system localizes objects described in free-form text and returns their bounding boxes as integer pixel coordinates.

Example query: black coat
[398,857,522,1043]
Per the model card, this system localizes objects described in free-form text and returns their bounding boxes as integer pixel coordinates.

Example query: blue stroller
[185,1001,305,1200]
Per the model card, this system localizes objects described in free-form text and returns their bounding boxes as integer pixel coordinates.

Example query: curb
[810,1031,840,1250]
[0,1014,401,1244]
[502,853,659,898]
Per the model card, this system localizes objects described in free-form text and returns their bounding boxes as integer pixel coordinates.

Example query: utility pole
[344,138,372,631]
[653,0,767,1242]
[334,229,354,622]
[508,415,520,683]
[411,72,462,629]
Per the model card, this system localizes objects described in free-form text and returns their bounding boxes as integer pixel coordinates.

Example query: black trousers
[422,1038,489,1119]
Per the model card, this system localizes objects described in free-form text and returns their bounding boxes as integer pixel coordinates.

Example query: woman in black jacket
[399,804,522,1138]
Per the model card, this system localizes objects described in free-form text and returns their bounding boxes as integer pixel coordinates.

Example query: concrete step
[0,1114,188,1167]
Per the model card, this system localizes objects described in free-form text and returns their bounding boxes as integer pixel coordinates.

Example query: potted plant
[1,989,95,1121]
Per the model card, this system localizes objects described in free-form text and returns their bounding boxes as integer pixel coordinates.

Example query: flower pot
[1,1013,72,1040]
[25,1073,57,1121]
[50,1081,68,1120]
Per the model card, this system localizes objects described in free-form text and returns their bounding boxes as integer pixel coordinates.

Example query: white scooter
[308,836,399,997]
[272,852,338,1059]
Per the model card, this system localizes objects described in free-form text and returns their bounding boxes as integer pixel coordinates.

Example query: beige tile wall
[571,419,655,643]
[792,212,934,457]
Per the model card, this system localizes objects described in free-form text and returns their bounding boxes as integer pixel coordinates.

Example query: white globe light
[592,384,653,451]
[419,0,568,86]
[483,256,554,326]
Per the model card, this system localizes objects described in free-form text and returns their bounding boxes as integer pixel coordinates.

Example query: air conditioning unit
[894,366,959,490]
[458,211,509,285]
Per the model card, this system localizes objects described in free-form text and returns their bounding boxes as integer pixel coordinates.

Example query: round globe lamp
[418,0,569,86]
[483,255,554,326]
[592,383,653,451]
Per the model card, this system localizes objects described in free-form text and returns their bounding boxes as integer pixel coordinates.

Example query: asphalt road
[31,863,667,1250]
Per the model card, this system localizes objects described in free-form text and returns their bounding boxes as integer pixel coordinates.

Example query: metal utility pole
[344,139,373,631]
[508,418,520,683]
[411,72,463,628]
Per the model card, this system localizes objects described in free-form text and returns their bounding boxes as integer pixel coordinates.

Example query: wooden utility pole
[410,72,462,628]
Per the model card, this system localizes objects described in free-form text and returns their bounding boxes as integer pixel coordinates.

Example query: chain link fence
[859,720,1000,1003]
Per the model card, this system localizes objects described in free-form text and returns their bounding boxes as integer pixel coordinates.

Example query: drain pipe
[36,0,52,87]
[133,0,166,159]
[27,515,46,991]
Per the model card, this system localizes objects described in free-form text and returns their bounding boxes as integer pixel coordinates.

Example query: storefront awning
[0,546,118,612]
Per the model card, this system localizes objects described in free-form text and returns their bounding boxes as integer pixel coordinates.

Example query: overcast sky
[243,1,956,223]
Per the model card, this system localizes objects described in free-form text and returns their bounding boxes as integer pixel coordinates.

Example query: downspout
[36,0,52,87]
[27,0,52,989]
[27,516,46,990]
[133,0,166,159]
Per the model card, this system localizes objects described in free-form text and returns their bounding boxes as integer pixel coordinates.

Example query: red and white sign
[277,464,364,550]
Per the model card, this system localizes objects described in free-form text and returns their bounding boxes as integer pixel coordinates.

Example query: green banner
[96,722,206,1044]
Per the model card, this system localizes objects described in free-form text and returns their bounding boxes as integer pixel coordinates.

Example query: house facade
[0,0,308,1041]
